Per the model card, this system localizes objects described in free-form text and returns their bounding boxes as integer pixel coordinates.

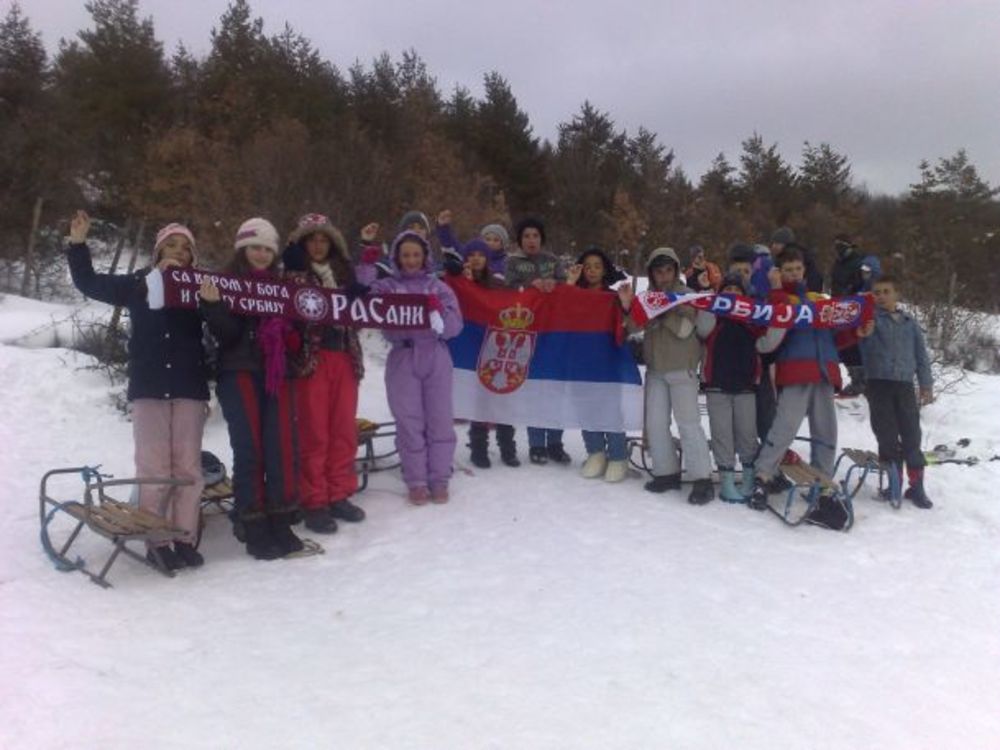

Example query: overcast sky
[19,0,1000,195]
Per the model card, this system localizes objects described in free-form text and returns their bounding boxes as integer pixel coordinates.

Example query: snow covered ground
[1,297,999,749]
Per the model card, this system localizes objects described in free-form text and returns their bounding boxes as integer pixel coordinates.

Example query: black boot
[242,518,284,560]
[546,443,572,464]
[329,498,366,523]
[173,541,204,568]
[687,478,715,505]
[269,512,304,555]
[496,425,520,467]
[748,476,769,511]
[147,545,185,571]
[304,507,338,534]
[905,481,933,509]
[765,473,792,494]
[529,447,549,465]
[644,473,681,493]
[469,423,491,469]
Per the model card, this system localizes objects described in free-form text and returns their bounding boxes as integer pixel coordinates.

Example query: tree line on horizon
[1,0,998,309]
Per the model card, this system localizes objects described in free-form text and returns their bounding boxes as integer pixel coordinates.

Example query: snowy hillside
[1,297,999,749]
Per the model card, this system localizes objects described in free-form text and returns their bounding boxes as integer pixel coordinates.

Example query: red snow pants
[295,350,360,509]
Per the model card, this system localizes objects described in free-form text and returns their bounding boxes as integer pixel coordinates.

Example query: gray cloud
[20,0,1000,193]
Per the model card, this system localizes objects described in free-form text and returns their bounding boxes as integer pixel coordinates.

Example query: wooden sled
[39,466,191,588]
[834,447,899,508]
[355,418,399,492]
[767,460,854,531]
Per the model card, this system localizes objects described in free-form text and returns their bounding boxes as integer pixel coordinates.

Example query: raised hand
[360,222,380,242]
[565,263,582,286]
[617,282,635,310]
[198,278,221,303]
[69,210,91,243]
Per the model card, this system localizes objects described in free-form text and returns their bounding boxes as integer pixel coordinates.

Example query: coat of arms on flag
[476,303,536,394]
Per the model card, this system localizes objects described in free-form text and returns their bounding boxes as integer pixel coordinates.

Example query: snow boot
[879,461,904,502]
[147,544,185,572]
[688,478,715,505]
[497,425,520,467]
[469,423,491,469]
[739,465,755,499]
[173,541,204,568]
[604,459,628,483]
[329,498,366,523]
[718,470,744,503]
[242,518,284,560]
[408,486,430,505]
[581,452,608,479]
[500,445,521,467]
[904,468,933,509]
[547,443,572,464]
[268,512,304,555]
[748,476,769,512]
[470,445,491,469]
[644,473,681,493]
[529,447,549,465]
[430,484,450,504]
[765,473,792,494]
[304,507,338,534]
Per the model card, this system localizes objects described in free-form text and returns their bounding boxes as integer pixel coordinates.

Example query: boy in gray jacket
[857,275,934,508]
[620,247,714,504]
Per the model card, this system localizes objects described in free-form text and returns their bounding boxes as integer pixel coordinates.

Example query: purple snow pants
[386,339,456,490]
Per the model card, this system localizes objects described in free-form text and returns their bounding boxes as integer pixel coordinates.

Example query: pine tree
[800,141,852,208]
[52,0,172,213]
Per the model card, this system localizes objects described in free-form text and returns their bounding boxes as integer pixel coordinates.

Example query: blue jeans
[582,430,628,461]
[527,427,563,449]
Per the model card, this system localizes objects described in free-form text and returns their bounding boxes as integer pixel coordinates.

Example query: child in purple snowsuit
[370,231,464,505]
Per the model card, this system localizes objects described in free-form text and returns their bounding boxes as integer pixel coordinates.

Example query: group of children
[66,209,935,571]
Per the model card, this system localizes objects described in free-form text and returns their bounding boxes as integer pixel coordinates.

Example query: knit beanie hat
[687,244,706,264]
[288,213,350,262]
[397,210,430,235]
[460,237,493,262]
[154,223,196,258]
[720,271,749,294]
[727,243,755,264]
[234,218,280,252]
[515,217,546,247]
[770,226,795,246]
[480,223,510,248]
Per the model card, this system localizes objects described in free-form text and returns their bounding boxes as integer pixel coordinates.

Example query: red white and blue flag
[445,277,643,432]
[629,290,873,330]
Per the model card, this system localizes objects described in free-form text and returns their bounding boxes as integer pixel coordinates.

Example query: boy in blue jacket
[857,275,934,508]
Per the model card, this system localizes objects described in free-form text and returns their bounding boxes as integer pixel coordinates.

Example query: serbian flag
[445,277,643,432]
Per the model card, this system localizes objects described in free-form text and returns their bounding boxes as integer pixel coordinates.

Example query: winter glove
[345,281,370,301]
[430,310,445,335]
[282,242,308,272]
[360,245,381,264]
[428,295,446,334]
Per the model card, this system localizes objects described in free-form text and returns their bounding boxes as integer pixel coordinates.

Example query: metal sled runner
[39,467,192,588]
[355,418,399,492]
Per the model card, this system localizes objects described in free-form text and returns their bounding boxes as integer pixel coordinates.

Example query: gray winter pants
[644,369,711,480]
[706,391,758,471]
[755,382,837,480]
